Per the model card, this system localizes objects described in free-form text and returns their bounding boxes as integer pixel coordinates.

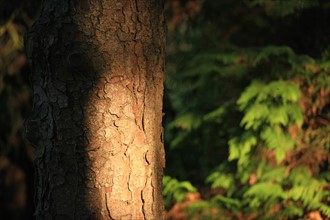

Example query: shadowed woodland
[1,0,330,219]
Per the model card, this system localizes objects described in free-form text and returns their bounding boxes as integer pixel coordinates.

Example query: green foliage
[228,132,256,166]
[281,205,304,218]
[185,201,215,220]
[244,182,284,208]
[246,0,319,17]
[164,1,330,219]
[162,176,197,209]
[165,44,330,218]
[238,81,303,128]
[168,113,202,149]
[319,204,330,218]
[283,167,327,209]
[233,80,302,163]
[206,172,234,191]
[210,195,241,211]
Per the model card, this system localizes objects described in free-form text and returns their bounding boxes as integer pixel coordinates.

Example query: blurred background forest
[0,0,329,219]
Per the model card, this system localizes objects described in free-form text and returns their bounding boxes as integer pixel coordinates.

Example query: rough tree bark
[25,0,165,219]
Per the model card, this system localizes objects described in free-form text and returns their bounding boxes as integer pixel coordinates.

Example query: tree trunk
[25,0,165,219]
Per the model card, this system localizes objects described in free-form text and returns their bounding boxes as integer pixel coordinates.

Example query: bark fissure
[26,0,165,219]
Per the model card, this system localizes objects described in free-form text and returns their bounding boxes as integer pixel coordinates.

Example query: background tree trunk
[25,0,165,219]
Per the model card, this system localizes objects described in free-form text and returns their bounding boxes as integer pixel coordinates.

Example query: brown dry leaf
[248,173,258,185]
[287,124,301,140]
[305,63,320,74]
[268,203,282,216]
[8,53,27,75]
[166,192,202,220]
[304,211,323,220]
[185,0,202,18]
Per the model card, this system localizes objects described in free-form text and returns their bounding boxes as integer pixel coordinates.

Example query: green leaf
[244,182,284,200]
[241,104,269,130]
[287,105,303,126]
[203,105,227,122]
[253,46,295,65]
[281,205,304,218]
[267,106,289,126]
[261,167,286,183]
[169,113,202,131]
[177,181,197,192]
[228,132,257,166]
[237,81,265,110]
[320,204,330,217]
[260,126,295,163]
[211,195,241,210]
[162,176,197,208]
[206,172,234,190]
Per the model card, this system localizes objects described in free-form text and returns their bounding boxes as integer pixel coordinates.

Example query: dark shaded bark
[25,0,165,219]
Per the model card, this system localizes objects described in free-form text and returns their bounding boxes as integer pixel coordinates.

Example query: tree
[25,0,166,219]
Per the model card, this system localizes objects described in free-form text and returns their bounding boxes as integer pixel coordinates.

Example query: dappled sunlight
[1,0,330,219]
